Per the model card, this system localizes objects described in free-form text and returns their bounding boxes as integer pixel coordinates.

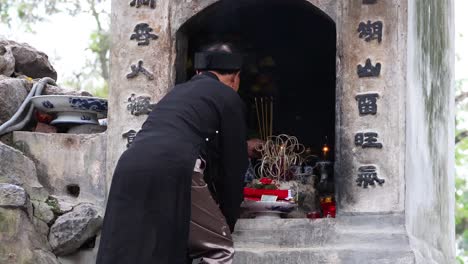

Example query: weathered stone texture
[49,203,102,256]
[0,183,29,209]
[232,215,415,264]
[0,76,30,124]
[336,0,407,214]
[43,84,93,96]
[0,141,48,201]
[406,0,455,263]
[0,207,58,264]
[32,200,55,225]
[12,132,107,207]
[0,38,57,80]
[67,124,107,134]
[0,45,15,77]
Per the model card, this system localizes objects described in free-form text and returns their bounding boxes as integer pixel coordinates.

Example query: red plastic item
[243,188,289,200]
[320,201,336,218]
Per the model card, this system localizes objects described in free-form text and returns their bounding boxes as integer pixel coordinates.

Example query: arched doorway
[178,0,336,154]
[176,0,337,215]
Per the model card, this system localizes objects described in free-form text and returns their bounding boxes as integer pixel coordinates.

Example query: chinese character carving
[127,94,155,116]
[363,0,377,4]
[355,132,383,148]
[130,0,156,8]
[126,60,155,80]
[355,93,379,115]
[130,23,158,46]
[357,20,383,43]
[356,166,385,188]
[122,130,138,148]
[357,59,381,77]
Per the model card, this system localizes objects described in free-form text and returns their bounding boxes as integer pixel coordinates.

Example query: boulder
[0,45,15,77]
[0,39,57,80]
[0,183,28,208]
[47,195,75,215]
[0,76,30,124]
[67,124,107,134]
[33,217,50,238]
[32,249,61,264]
[0,141,48,201]
[49,203,102,256]
[32,200,55,224]
[0,207,57,263]
[43,84,93,96]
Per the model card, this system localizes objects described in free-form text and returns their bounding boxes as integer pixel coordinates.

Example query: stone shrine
[0,0,455,263]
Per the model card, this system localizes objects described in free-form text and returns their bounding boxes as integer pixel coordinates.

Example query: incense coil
[255,134,306,181]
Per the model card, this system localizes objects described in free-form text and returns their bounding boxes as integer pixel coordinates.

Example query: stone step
[233,247,415,264]
[234,229,409,249]
[231,214,414,263]
[233,215,408,249]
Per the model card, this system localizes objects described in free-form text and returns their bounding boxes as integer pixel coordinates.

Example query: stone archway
[174,0,338,216]
[170,0,338,34]
[108,0,406,216]
[177,1,337,148]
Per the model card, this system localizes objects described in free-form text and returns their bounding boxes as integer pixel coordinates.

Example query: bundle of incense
[255,97,274,141]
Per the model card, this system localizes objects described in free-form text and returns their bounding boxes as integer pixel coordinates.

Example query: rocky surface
[67,124,107,134]
[0,183,29,209]
[49,203,102,256]
[46,195,75,215]
[43,84,93,96]
[0,207,60,264]
[0,45,15,77]
[33,200,55,224]
[0,38,57,80]
[0,76,31,124]
[0,141,48,201]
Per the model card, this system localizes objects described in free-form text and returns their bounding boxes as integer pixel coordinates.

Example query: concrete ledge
[12,131,107,208]
[233,214,415,264]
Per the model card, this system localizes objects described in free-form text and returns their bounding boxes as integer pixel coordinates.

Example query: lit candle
[322,144,329,160]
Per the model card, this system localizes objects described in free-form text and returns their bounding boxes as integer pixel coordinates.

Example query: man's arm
[216,98,249,232]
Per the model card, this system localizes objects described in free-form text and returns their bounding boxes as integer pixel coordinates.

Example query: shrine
[0,0,454,263]
[103,0,455,263]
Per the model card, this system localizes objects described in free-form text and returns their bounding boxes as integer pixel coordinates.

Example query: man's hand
[247,139,264,159]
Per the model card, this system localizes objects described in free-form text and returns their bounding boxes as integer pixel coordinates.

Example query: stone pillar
[106,0,175,190]
[406,0,455,262]
[336,0,407,213]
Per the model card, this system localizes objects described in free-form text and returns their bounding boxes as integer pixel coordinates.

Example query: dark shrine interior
[177,0,336,161]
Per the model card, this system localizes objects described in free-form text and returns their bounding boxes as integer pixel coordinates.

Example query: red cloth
[243,188,289,200]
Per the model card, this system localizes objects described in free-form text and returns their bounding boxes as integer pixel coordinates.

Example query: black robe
[96,72,248,264]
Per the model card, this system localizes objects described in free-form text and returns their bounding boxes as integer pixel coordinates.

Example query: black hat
[194,51,243,71]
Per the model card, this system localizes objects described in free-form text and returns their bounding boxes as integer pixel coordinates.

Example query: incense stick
[269,96,273,137]
[255,98,263,140]
[261,97,265,140]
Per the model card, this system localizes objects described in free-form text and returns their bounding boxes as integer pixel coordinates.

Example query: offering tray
[241,199,297,219]
[31,95,108,125]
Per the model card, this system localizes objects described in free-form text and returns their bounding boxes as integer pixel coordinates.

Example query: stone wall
[336,0,407,214]
[12,132,107,207]
[406,0,455,263]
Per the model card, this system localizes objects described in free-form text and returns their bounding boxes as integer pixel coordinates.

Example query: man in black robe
[96,43,248,264]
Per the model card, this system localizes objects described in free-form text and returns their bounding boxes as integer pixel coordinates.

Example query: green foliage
[2,0,110,93]
[0,0,72,30]
[456,73,468,263]
[89,30,110,55]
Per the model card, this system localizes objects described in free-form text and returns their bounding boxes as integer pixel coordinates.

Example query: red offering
[320,198,336,218]
[35,110,54,124]
[243,187,289,200]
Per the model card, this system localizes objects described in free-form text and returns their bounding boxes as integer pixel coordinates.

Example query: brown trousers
[189,172,234,264]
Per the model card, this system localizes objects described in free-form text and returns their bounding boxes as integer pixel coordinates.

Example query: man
[97,43,249,264]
